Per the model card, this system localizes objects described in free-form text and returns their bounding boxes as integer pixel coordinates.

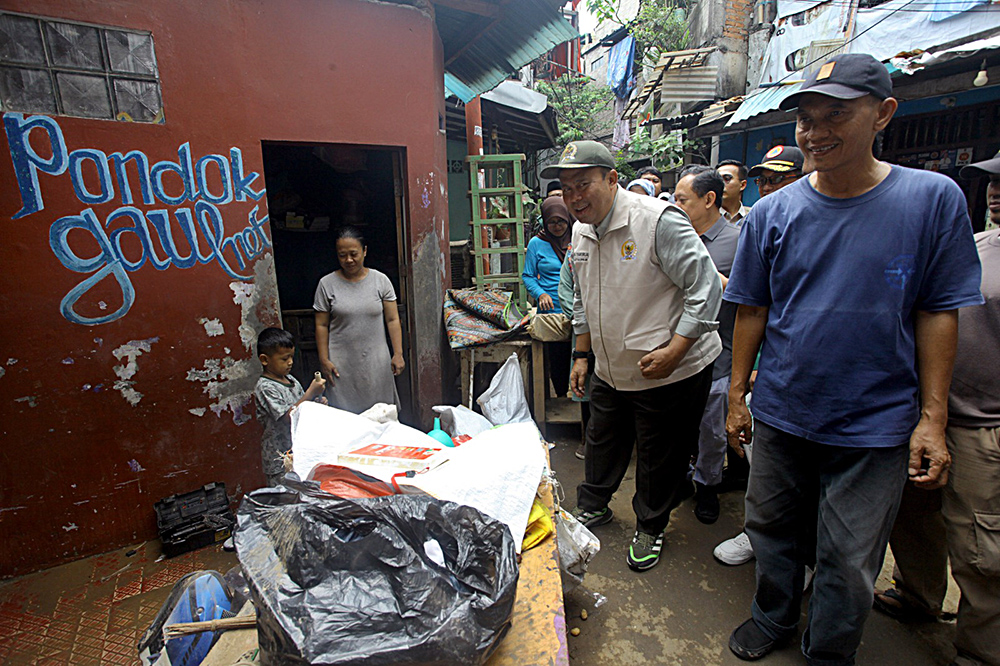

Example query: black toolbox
[154,482,235,558]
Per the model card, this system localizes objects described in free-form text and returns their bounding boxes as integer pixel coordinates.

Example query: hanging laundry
[607,35,636,99]
[612,96,631,151]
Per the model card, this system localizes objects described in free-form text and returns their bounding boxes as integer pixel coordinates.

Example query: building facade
[0,0,452,577]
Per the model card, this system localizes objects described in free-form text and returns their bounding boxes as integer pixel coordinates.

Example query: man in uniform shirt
[714,145,807,566]
[543,140,723,572]
[749,145,806,198]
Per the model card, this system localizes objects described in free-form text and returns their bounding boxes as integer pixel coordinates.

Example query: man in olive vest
[542,141,723,571]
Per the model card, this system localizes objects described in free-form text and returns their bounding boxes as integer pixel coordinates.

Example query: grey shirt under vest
[572,190,722,339]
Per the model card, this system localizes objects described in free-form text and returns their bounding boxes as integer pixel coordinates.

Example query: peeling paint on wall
[184,254,277,424]
[186,359,222,382]
[14,396,37,407]
[186,355,257,425]
[61,523,78,532]
[127,459,145,472]
[111,337,160,405]
[198,317,225,337]
[6,358,17,365]
[62,357,74,364]
[0,367,5,379]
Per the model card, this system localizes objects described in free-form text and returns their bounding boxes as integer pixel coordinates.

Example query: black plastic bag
[235,482,519,665]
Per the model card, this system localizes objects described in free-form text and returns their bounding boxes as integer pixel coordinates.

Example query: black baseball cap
[540,140,616,179]
[779,53,893,111]
[748,145,805,177]
[960,149,1000,178]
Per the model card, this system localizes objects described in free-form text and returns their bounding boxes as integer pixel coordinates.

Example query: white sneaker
[714,531,755,565]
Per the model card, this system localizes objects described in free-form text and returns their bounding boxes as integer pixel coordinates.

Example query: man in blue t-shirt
[723,53,984,665]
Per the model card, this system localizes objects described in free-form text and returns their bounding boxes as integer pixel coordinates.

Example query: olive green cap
[540,140,616,179]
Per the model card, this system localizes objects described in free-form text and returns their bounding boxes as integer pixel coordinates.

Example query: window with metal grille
[0,11,163,123]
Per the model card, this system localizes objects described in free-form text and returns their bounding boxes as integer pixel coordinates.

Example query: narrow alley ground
[548,424,960,666]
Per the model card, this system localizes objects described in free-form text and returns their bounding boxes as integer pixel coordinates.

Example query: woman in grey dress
[313,227,404,413]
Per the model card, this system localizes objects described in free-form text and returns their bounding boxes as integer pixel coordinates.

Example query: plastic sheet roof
[436,0,579,102]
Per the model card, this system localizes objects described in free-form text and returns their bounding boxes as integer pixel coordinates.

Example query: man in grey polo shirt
[543,140,723,572]
[673,165,741,525]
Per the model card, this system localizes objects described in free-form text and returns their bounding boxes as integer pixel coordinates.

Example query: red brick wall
[723,0,753,40]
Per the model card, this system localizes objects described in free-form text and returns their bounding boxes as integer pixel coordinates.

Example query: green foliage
[585,0,690,68]
[628,126,699,171]
[615,151,636,182]
[536,75,614,145]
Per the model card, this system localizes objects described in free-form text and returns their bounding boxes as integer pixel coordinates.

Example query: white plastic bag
[476,353,532,425]
[555,507,601,593]
[432,404,493,438]
[359,402,399,423]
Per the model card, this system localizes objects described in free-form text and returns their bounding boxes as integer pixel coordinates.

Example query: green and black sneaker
[627,530,664,571]
[570,506,614,528]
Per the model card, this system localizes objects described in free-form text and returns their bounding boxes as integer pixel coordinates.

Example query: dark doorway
[261,142,414,422]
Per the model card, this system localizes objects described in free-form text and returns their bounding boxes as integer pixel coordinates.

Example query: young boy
[253,327,326,486]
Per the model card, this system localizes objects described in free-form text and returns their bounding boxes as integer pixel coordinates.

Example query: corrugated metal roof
[623,47,716,117]
[724,81,803,128]
[439,0,578,102]
[657,66,719,104]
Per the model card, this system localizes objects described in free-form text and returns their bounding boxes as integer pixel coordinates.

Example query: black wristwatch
[572,350,590,360]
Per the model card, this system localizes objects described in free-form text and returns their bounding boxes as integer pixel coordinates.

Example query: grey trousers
[694,375,730,486]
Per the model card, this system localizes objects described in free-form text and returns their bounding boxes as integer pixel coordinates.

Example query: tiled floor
[0,541,238,665]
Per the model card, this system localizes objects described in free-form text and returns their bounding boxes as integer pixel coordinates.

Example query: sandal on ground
[873,589,954,623]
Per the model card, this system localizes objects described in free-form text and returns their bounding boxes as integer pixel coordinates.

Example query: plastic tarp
[236,484,518,665]
[757,0,1000,86]
[892,34,1000,74]
[482,80,548,114]
[290,403,547,554]
[777,0,826,20]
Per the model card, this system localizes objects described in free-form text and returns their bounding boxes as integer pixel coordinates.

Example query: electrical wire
[742,0,930,103]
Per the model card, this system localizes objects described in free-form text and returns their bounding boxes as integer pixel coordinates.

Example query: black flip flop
[873,589,954,623]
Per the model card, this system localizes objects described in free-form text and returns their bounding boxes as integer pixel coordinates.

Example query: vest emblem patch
[621,239,637,261]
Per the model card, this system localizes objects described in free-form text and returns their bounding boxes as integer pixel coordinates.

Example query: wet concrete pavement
[548,425,960,666]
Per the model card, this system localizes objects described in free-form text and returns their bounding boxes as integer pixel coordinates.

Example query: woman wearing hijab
[523,194,573,397]
[626,178,656,196]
